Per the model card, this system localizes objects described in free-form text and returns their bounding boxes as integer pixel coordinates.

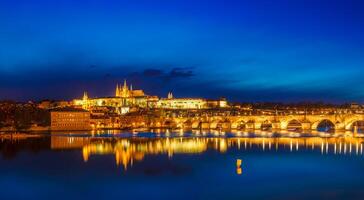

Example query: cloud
[143,69,164,77]
[169,67,194,78]
[130,67,195,81]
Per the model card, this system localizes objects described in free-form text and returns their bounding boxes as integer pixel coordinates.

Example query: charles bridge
[123,109,364,132]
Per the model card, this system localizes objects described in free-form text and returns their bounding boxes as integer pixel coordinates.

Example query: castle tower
[82,91,89,109]
[130,84,133,97]
[119,84,122,96]
[121,79,129,98]
[123,79,127,89]
[83,91,88,101]
[115,84,120,97]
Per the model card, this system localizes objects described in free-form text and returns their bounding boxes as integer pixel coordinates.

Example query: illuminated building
[38,100,71,109]
[157,97,207,109]
[50,107,91,131]
[73,80,229,114]
[90,115,120,129]
[157,92,228,109]
[88,107,120,129]
[73,80,158,114]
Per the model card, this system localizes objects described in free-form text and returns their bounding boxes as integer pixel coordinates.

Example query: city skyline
[2,1,364,199]
[1,0,364,103]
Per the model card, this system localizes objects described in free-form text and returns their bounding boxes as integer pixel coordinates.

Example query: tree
[14,106,32,131]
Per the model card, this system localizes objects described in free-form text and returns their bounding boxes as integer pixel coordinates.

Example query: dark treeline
[0,101,50,130]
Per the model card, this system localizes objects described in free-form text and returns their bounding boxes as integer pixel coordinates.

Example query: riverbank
[0,132,43,140]
[0,125,50,132]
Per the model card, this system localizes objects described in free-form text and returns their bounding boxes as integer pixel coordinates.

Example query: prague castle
[45,80,364,132]
[73,80,228,114]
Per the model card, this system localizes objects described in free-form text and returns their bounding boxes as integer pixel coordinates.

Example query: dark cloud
[169,67,194,78]
[130,67,195,81]
[143,69,164,77]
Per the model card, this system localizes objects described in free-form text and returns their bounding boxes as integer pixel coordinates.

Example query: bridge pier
[231,123,239,129]
[176,123,183,129]
[254,122,262,130]
[272,122,281,130]
[301,122,312,130]
[183,124,192,129]
[245,122,255,130]
[221,122,231,129]
[201,122,210,129]
[280,122,288,130]
[335,123,346,131]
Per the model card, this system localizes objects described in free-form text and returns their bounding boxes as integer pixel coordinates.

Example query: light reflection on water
[50,135,364,171]
[2,130,364,199]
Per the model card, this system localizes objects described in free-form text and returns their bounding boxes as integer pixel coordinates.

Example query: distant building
[51,107,91,131]
[54,100,70,108]
[157,93,228,109]
[206,98,228,109]
[350,102,361,109]
[38,100,52,109]
[73,80,157,113]
[157,97,207,109]
[38,100,71,109]
[90,115,119,129]
[72,80,229,113]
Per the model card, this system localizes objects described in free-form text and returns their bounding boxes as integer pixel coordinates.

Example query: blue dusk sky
[1,0,364,102]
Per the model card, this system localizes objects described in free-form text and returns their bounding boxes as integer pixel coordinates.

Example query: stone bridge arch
[162,119,178,129]
[348,121,364,133]
[149,120,161,128]
[183,119,192,129]
[231,118,247,129]
[277,116,313,130]
[245,119,257,129]
[261,120,273,130]
[286,119,303,131]
[231,117,280,130]
[345,115,364,132]
[191,119,202,129]
[210,119,231,129]
[312,119,336,132]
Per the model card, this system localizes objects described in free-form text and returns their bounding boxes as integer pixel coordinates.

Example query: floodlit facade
[157,97,207,109]
[51,107,91,131]
[73,80,157,113]
[73,80,229,113]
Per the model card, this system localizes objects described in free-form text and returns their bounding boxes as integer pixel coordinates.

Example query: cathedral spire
[83,91,88,101]
[123,79,127,89]
[82,91,89,110]
[120,79,129,98]
[115,84,120,97]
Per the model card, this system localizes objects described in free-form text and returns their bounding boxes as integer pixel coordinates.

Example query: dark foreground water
[1,130,364,200]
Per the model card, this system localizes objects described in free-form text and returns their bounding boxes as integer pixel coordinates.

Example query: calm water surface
[1,130,364,200]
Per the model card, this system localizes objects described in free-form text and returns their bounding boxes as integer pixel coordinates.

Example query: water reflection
[236,159,242,175]
[49,136,364,171]
[3,132,364,200]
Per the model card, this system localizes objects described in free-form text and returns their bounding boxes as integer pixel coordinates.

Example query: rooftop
[51,107,89,113]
